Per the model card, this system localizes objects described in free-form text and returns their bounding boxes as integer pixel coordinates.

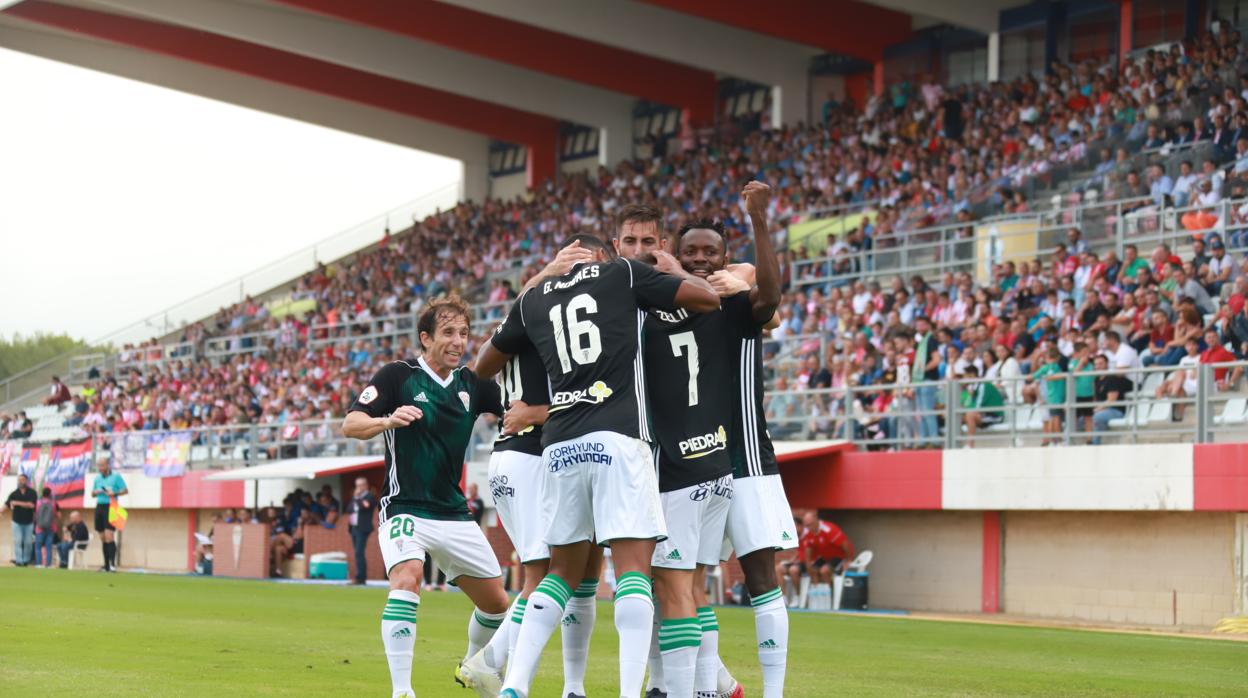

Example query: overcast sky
[0,47,462,342]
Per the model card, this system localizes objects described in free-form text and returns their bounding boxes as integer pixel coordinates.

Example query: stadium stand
[5,24,1248,461]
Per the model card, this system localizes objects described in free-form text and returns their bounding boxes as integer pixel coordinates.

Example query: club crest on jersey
[550,380,613,411]
[543,264,600,293]
[679,425,728,459]
[652,308,689,324]
[458,391,471,410]
[358,385,378,405]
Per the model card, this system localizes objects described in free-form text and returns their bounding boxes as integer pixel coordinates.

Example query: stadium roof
[0,0,950,197]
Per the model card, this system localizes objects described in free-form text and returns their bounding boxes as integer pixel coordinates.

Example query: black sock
[104,542,116,568]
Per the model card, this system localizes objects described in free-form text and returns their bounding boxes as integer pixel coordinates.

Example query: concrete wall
[1002,511,1239,628]
[490,172,528,202]
[0,508,191,571]
[833,510,984,612]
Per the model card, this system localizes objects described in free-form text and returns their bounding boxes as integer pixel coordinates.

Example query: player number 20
[669,331,699,406]
[388,517,415,540]
[549,294,602,373]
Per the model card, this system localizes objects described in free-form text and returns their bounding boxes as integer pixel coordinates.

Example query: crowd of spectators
[4,26,1248,453]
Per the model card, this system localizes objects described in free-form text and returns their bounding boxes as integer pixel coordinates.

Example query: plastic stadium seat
[1214,398,1248,426]
[987,406,1031,433]
[1141,372,1165,393]
[1148,401,1173,423]
[1025,406,1046,431]
[1108,405,1136,429]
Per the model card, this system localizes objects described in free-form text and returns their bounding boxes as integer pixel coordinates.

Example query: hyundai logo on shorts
[547,441,613,472]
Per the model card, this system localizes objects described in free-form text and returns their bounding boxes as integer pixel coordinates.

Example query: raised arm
[743,181,782,323]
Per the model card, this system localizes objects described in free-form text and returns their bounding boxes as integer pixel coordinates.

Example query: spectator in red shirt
[777,512,856,596]
[43,376,71,406]
[1201,328,1242,390]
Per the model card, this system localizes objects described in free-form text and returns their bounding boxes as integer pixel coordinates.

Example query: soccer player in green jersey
[343,297,510,698]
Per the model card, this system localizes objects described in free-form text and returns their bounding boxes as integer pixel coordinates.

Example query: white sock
[752,588,789,698]
[717,660,736,693]
[469,606,506,664]
[466,607,507,662]
[561,578,597,695]
[695,606,721,696]
[645,610,665,692]
[502,575,571,694]
[380,590,419,695]
[474,598,515,670]
[508,596,526,662]
[659,617,701,698]
[614,572,656,697]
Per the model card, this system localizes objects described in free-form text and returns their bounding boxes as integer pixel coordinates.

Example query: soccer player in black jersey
[342,297,511,698]
[477,232,719,698]
[460,246,605,698]
[708,181,794,698]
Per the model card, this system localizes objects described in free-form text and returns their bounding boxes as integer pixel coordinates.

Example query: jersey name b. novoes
[491,258,682,445]
[349,357,502,521]
[493,344,548,457]
[644,292,753,491]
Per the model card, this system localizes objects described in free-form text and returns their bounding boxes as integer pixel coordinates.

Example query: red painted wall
[781,450,942,510]
[1193,443,1248,511]
[161,470,246,509]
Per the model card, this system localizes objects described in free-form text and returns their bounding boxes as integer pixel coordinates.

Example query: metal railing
[79,414,500,471]
[790,195,1248,291]
[203,331,288,360]
[763,360,1248,450]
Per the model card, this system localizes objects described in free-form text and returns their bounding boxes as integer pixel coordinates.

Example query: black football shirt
[644,292,753,491]
[730,301,779,479]
[493,343,548,457]
[492,258,683,446]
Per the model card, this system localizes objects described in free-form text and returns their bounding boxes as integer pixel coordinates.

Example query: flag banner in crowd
[0,440,20,477]
[18,445,42,482]
[111,432,148,470]
[144,431,191,478]
[46,439,90,506]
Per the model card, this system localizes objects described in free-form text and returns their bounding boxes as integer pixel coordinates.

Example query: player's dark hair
[560,233,616,258]
[417,295,470,348]
[676,218,726,242]
[616,203,662,230]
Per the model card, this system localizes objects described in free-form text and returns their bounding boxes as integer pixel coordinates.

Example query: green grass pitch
[1,568,1245,696]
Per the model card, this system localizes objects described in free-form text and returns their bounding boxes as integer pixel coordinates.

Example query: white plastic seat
[1108,405,1136,429]
[1025,406,1046,430]
[1141,372,1165,393]
[1149,401,1173,423]
[1214,398,1248,426]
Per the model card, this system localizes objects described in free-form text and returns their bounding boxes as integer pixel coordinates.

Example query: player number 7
[669,331,699,406]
